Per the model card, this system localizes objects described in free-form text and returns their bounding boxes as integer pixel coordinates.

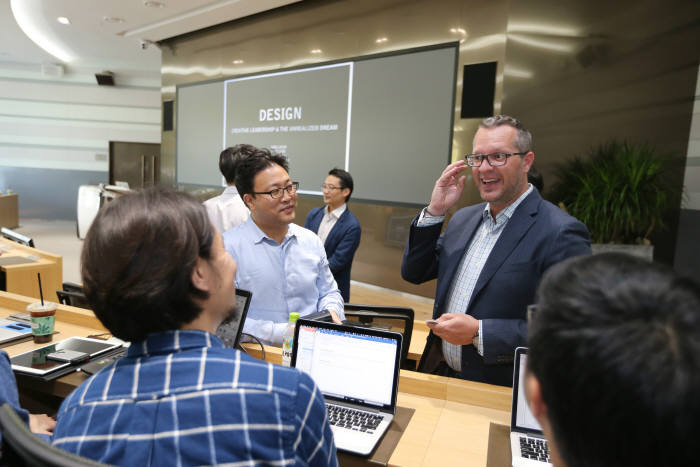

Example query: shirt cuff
[416,207,445,227]
[477,320,484,356]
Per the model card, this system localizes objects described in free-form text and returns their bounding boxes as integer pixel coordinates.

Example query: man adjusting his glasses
[224,148,344,345]
[401,115,591,386]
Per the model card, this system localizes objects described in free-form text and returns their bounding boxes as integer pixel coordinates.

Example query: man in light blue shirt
[223,149,344,345]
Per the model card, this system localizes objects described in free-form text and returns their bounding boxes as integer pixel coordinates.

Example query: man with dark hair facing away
[305,168,361,302]
[51,188,337,467]
[203,144,254,233]
[527,253,700,467]
[402,115,591,386]
[225,149,344,345]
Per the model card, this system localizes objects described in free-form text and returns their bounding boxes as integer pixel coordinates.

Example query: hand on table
[29,413,56,435]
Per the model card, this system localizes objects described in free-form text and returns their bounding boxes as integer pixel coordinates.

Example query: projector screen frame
[175,41,459,207]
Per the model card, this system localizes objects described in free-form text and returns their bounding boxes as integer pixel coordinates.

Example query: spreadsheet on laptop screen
[296,325,397,407]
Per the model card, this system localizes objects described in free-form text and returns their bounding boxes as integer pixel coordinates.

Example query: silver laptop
[510,347,552,467]
[0,318,33,346]
[292,319,402,456]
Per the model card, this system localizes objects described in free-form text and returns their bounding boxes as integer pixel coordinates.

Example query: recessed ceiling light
[310,49,322,54]
[232,59,244,64]
[450,27,466,35]
[103,16,125,24]
[144,1,165,8]
[57,17,71,25]
[375,37,388,43]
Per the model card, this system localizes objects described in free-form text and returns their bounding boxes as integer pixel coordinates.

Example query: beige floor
[12,218,434,321]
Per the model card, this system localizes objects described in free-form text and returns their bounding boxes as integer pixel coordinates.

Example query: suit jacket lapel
[468,191,540,308]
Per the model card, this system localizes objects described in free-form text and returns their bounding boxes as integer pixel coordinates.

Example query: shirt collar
[325,204,347,219]
[126,330,224,358]
[243,216,297,245]
[482,184,534,223]
[223,185,239,195]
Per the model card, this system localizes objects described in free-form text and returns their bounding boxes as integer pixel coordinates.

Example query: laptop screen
[294,322,399,408]
[512,348,544,434]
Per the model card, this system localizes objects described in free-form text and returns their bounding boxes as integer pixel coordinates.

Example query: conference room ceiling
[0,0,302,77]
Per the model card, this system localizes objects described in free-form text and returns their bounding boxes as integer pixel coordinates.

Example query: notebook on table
[291,318,402,456]
[510,347,552,467]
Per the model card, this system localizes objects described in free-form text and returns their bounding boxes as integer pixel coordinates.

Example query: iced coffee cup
[27,302,57,343]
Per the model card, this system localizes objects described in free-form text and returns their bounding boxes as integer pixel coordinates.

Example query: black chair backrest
[61,283,84,294]
[0,403,108,467]
[55,290,90,309]
[342,304,414,368]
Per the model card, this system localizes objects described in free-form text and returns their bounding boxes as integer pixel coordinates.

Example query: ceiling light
[450,27,466,35]
[11,0,75,62]
[57,17,70,25]
[232,59,244,64]
[103,16,125,24]
[375,37,388,43]
[144,1,165,8]
[310,49,322,54]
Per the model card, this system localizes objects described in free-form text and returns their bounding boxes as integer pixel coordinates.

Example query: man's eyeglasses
[321,184,342,191]
[253,182,299,199]
[464,152,527,167]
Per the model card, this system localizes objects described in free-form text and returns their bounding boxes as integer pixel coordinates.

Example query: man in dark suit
[305,168,362,302]
[401,115,591,386]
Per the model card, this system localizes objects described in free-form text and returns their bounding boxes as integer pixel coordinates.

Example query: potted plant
[548,141,677,260]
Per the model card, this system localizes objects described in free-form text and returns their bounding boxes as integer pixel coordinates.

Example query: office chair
[61,282,84,294]
[0,404,108,467]
[342,304,414,369]
[55,290,90,309]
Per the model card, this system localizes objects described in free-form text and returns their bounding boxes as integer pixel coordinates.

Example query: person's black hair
[527,164,544,192]
[81,188,214,342]
[219,144,258,185]
[328,168,354,202]
[234,149,289,206]
[529,253,700,467]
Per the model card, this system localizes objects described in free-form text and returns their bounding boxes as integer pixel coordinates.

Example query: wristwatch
[472,329,480,348]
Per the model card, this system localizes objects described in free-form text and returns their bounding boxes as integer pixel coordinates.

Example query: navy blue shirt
[52,330,338,466]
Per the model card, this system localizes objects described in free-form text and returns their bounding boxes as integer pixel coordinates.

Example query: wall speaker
[163,100,174,132]
[460,62,497,119]
[95,71,115,86]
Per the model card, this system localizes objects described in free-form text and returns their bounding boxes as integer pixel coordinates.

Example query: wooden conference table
[1,291,511,467]
[0,237,62,302]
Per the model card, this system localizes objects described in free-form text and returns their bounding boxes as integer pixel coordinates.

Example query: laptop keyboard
[327,404,382,433]
[519,435,550,463]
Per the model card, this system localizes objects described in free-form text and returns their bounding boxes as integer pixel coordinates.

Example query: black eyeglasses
[252,182,299,199]
[464,152,527,167]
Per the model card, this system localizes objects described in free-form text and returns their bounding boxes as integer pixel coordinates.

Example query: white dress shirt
[316,204,347,244]
[203,186,249,233]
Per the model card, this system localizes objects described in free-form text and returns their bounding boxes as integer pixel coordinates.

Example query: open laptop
[291,318,402,456]
[216,288,252,349]
[0,318,33,346]
[510,347,552,467]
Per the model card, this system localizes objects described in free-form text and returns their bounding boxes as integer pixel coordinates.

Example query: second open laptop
[215,288,251,349]
[510,347,552,467]
[291,318,402,456]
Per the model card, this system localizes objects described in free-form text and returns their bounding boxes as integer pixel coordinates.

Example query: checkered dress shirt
[52,330,338,466]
